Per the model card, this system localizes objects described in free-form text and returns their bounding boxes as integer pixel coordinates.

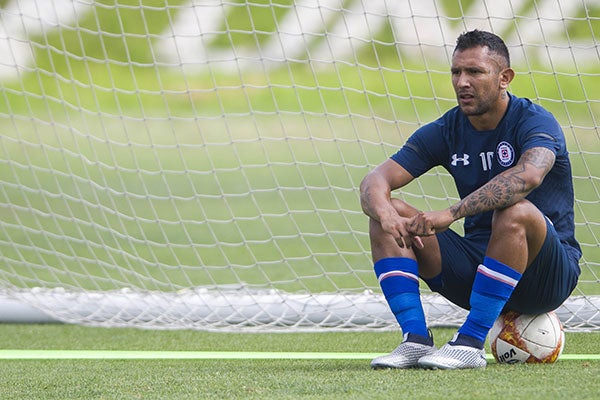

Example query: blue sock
[374,257,429,338]
[457,257,522,348]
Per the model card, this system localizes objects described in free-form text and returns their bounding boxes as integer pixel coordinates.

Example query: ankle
[404,331,434,346]
[449,333,484,349]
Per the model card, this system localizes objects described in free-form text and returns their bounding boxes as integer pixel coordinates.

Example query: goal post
[0,0,598,331]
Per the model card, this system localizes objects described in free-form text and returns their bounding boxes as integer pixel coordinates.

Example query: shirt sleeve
[518,107,565,155]
[390,122,447,178]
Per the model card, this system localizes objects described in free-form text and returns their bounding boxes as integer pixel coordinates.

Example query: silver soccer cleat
[371,333,437,369]
[418,342,487,370]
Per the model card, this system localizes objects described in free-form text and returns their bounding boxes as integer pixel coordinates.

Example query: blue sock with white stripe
[374,257,429,339]
[456,256,522,348]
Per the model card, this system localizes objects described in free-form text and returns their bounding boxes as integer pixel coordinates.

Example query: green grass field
[0,324,598,399]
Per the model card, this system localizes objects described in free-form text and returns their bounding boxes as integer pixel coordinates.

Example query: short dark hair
[454,30,510,67]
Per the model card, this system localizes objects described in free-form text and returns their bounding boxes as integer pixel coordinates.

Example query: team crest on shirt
[496,141,515,167]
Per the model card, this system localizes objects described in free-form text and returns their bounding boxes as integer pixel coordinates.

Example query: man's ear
[500,67,515,89]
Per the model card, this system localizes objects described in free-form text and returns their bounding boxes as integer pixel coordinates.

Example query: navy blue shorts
[425,218,581,314]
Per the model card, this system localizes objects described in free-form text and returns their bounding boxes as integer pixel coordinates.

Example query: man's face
[451,46,506,117]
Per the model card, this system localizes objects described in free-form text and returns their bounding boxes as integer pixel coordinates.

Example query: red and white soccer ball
[489,311,565,364]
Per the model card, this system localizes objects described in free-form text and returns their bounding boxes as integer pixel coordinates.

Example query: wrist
[448,204,463,221]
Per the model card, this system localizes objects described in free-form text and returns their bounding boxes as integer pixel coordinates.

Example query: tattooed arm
[450,146,555,219]
[360,159,423,247]
[408,146,556,236]
[360,159,415,221]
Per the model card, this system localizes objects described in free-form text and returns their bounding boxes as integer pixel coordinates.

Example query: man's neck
[468,93,510,131]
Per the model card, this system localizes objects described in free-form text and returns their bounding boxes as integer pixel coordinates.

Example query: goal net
[1,0,598,332]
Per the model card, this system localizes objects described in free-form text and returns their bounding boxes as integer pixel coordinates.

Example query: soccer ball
[489,310,565,364]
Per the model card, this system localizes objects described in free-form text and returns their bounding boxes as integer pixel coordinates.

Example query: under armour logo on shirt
[451,153,470,166]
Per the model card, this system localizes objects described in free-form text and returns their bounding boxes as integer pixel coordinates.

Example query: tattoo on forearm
[360,183,380,218]
[360,186,371,212]
[450,173,524,218]
[450,147,554,219]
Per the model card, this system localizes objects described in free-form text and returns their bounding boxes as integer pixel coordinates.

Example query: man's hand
[407,209,455,237]
[378,206,425,249]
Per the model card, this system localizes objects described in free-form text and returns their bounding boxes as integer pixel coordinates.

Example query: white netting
[0,0,598,331]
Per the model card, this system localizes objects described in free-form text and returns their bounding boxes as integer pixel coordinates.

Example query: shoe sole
[418,359,486,370]
[418,360,450,370]
[371,363,419,369]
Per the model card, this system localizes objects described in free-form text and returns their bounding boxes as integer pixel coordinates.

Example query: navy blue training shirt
[391,93,580,256]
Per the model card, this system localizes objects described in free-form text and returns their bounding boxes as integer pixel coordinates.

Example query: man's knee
[390,198,419,218]
[489,200,547,268]
[491,200,543,232]
[368,198,417,236]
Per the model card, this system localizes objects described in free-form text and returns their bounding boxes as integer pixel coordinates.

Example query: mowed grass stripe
[0,350,598,361]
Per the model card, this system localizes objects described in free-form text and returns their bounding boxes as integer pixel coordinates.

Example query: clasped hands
[383,209,454,250]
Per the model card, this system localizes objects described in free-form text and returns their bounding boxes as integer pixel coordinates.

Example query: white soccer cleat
[417,343,487,370]
[371,333,437,369]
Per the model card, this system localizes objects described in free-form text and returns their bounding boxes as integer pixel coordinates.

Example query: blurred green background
[0,0,598,298]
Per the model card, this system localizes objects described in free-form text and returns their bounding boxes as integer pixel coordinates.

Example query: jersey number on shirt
[480,151,495,171]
